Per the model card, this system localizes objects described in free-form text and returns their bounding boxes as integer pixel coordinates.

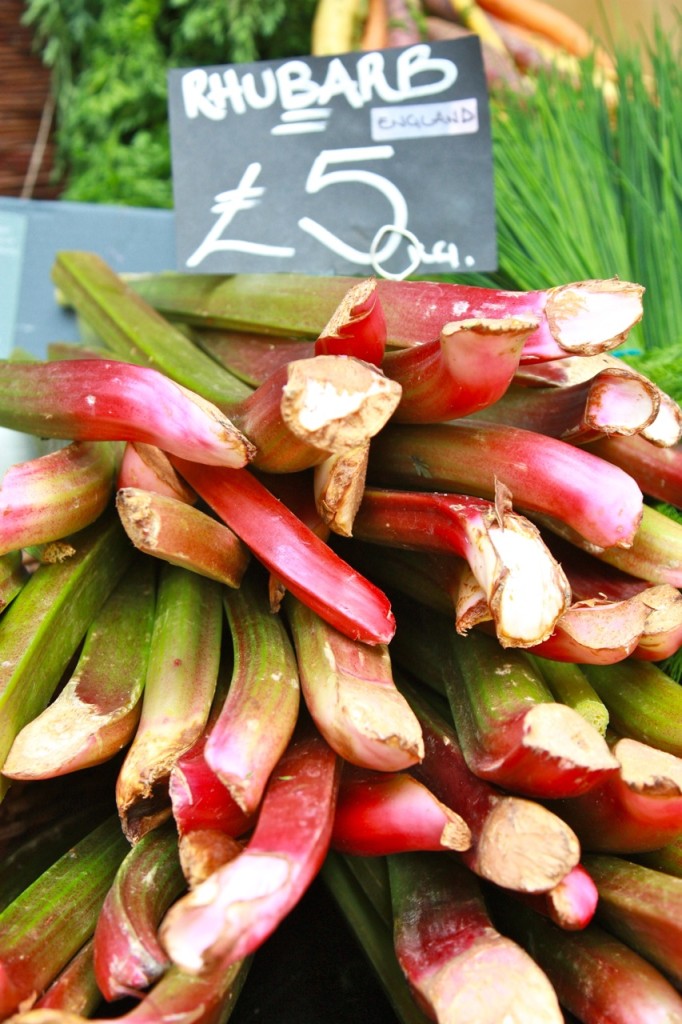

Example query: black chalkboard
[167,38,496,279]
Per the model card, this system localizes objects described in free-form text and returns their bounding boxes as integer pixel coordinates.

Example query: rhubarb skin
[117,442,197,503]
[0,441,121,556]
[0,359,255,468]
[382,316,538,423]
[160,722,341,971]
[586,434,682,507]
[285,594,424,772]
[330,767,471,856]
[368,421,643,550]
[0,551,27,614]
[549,736,682,853]
[512,864,599,932]
[584,853,682,987]
[169,458,396,645]
[169,731,254,841]
[388,851,563,1024]
[116,487,250,588]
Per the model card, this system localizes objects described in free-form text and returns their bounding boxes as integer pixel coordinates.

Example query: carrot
[423,0,509,54]
[360,0,390,49]
[475,0,614,69]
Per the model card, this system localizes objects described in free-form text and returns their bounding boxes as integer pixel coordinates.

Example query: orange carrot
[475,0,614,69]
[360,0,390,49]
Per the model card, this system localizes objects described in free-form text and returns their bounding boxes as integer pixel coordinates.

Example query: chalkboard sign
[168,38,496,279]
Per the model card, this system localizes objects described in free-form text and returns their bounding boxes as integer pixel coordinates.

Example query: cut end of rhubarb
[420,934,563,1024]
[521,703,619,773]
[545,279,644,356]
[314,443,369,537]
[615,736,682,796]
[281,356,402,453]
[476,797,581,893]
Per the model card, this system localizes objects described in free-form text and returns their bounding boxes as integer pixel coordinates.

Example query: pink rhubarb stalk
[393,606,618,799]
[381,316,538,423]
[160,721,341,971]
[367,421,643,550]
[471,366,659,443]
[284,593,424,772]
[514,864,599,932]
[229,354,401,473]
[587,434,682,507]
[117,442,197,503]
[169,457,396,645]
[550,736,682,853]
[204,568,301,816]
[93,821,186,1001]
[331,766,471,855]
[0,441,121,556]
[0,359,255,467]
[353,485,571,647]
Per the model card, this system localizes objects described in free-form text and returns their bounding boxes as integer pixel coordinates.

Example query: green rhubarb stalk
[0,441,121,556]
[0,514,132,801]
[115,563,223,842]
[93,820,186,1001]
[528,657,610,737]
[52,252,252,408]
[284,593,424,772]
[0,551,27,614]
[581,660,682,757]
[321,851,432,1024]
[3,556,156,781]
[583,853,682,988]
[116,487,250,588]
[203,566,301,816]
[0,816,130,1019]
[636,835,682,877]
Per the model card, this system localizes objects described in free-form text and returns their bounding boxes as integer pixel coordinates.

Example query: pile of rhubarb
[2,252,682,1024]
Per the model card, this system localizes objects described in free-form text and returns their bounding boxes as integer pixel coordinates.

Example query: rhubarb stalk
[367,421,643,550]
[0,515,132,800]
[3,556,156,780]
[93,820,186,1001]
[284,593,424,772]
[330,766,471,856]
[392,605,618,799]
[0,441,121,556]
[160,720,341,971]
[388,850,563,1023]
[0,359,255,468]
[115,563,223,842]
[203,567,301,816]
[169,457,396,645]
